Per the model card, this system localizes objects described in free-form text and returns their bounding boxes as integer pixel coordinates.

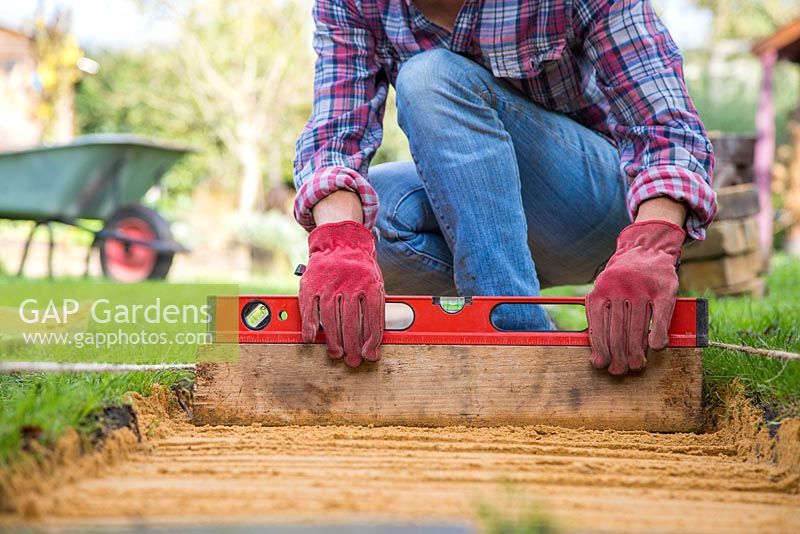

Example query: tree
[692,0,800,41]
[139,0,315,214]
[32,7,84,142]
[75,49,215,206]
[79,0,411,218]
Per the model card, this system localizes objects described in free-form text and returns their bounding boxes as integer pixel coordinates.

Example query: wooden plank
[712,277,767,299]
[709,134,756,166]
[709,133,756,188]
[713,163,755,189]
[194,344,703,432]
[715,184,761,220]
[679,250,763,291]
[682,216,760,261]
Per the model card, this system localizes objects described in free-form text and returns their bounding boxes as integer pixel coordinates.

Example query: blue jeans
[370,50,630,330]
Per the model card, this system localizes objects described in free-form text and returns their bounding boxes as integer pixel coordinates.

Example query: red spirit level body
[214,296,708,348]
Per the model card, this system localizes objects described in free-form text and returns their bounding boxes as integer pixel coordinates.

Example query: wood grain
[710,277,767,298]
[679,250,763,291]
[709,134,756,166]
[715,184,760,220]
[194,344,703,432]
[682,216,759,261]
[710,134,757,189]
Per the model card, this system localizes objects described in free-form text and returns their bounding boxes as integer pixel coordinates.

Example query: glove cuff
[308,220,375,254]
[616,220,685,258]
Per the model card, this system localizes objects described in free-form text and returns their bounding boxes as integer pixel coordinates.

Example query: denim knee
[395,49,493,123]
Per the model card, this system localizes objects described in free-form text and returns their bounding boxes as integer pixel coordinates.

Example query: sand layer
[2,389,798,533]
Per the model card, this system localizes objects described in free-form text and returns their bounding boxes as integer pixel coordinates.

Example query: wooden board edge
[193,345,703,433]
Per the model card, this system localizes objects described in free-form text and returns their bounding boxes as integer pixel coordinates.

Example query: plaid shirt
[293,0,717,240]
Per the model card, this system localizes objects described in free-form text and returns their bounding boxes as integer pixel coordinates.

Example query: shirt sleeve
[293,0,388,231]
[580,0,717,240]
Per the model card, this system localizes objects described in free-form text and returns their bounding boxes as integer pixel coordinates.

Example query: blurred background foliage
[695,0,798,40]
[65,0,799,272]
[33,7,83,143]
[674,0,800,146]
[71,0,410,270]
[75,48,212,212]
[75,0,411,216]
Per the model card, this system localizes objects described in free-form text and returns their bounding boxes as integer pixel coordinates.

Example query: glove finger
[300,295,320,344]
[361,291,384,362]
[320,295,344,360]
[627,301,649,371]
[648,297,676,351]
[607,300,628,375]
[341,296,363,368]
[586,294,611,370]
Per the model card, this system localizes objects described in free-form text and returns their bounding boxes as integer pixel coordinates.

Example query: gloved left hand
[585,220,685,375]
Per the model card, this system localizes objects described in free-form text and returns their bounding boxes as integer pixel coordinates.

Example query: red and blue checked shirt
[293,0,717,240]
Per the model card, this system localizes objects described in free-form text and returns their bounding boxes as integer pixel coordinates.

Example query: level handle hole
[490,303,587,332]
[385,302,414,331]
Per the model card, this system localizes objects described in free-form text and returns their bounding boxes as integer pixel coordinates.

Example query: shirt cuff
[293,166,379,232]
[627,165,718,241]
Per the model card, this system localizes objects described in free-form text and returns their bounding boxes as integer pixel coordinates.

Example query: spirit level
[212,296,708,348]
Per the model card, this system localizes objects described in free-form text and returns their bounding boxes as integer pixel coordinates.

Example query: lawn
[0,255,798,466]
[0,370,191,466]
[702,254,800,419]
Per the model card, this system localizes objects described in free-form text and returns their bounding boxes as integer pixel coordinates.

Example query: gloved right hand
[299,221,385,367]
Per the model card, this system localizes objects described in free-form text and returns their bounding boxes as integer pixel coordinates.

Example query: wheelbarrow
[0,134,190,282]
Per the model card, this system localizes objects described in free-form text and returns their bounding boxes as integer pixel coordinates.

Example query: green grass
[701,254,800,420]
[476,484,560,534]
[0,277,294,467]
[0,370,191,466]
[541,284,592,331]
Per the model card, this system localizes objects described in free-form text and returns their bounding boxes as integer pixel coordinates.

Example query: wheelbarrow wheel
[100,204,174,282]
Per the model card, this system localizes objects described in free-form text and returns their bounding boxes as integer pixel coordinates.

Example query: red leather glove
[299,220,385,367]
[585,220,685,375]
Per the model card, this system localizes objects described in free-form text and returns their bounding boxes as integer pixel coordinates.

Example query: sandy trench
[2,388,799,533]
